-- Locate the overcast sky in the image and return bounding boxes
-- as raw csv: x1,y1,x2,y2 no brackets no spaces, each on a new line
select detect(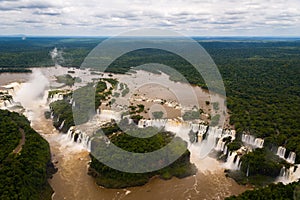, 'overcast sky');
0,0,299,36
